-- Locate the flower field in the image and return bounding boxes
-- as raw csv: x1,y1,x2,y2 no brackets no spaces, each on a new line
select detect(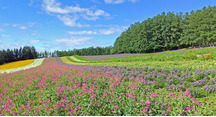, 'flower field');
0,48,216,116
0,59,35,71
65,48,216,71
